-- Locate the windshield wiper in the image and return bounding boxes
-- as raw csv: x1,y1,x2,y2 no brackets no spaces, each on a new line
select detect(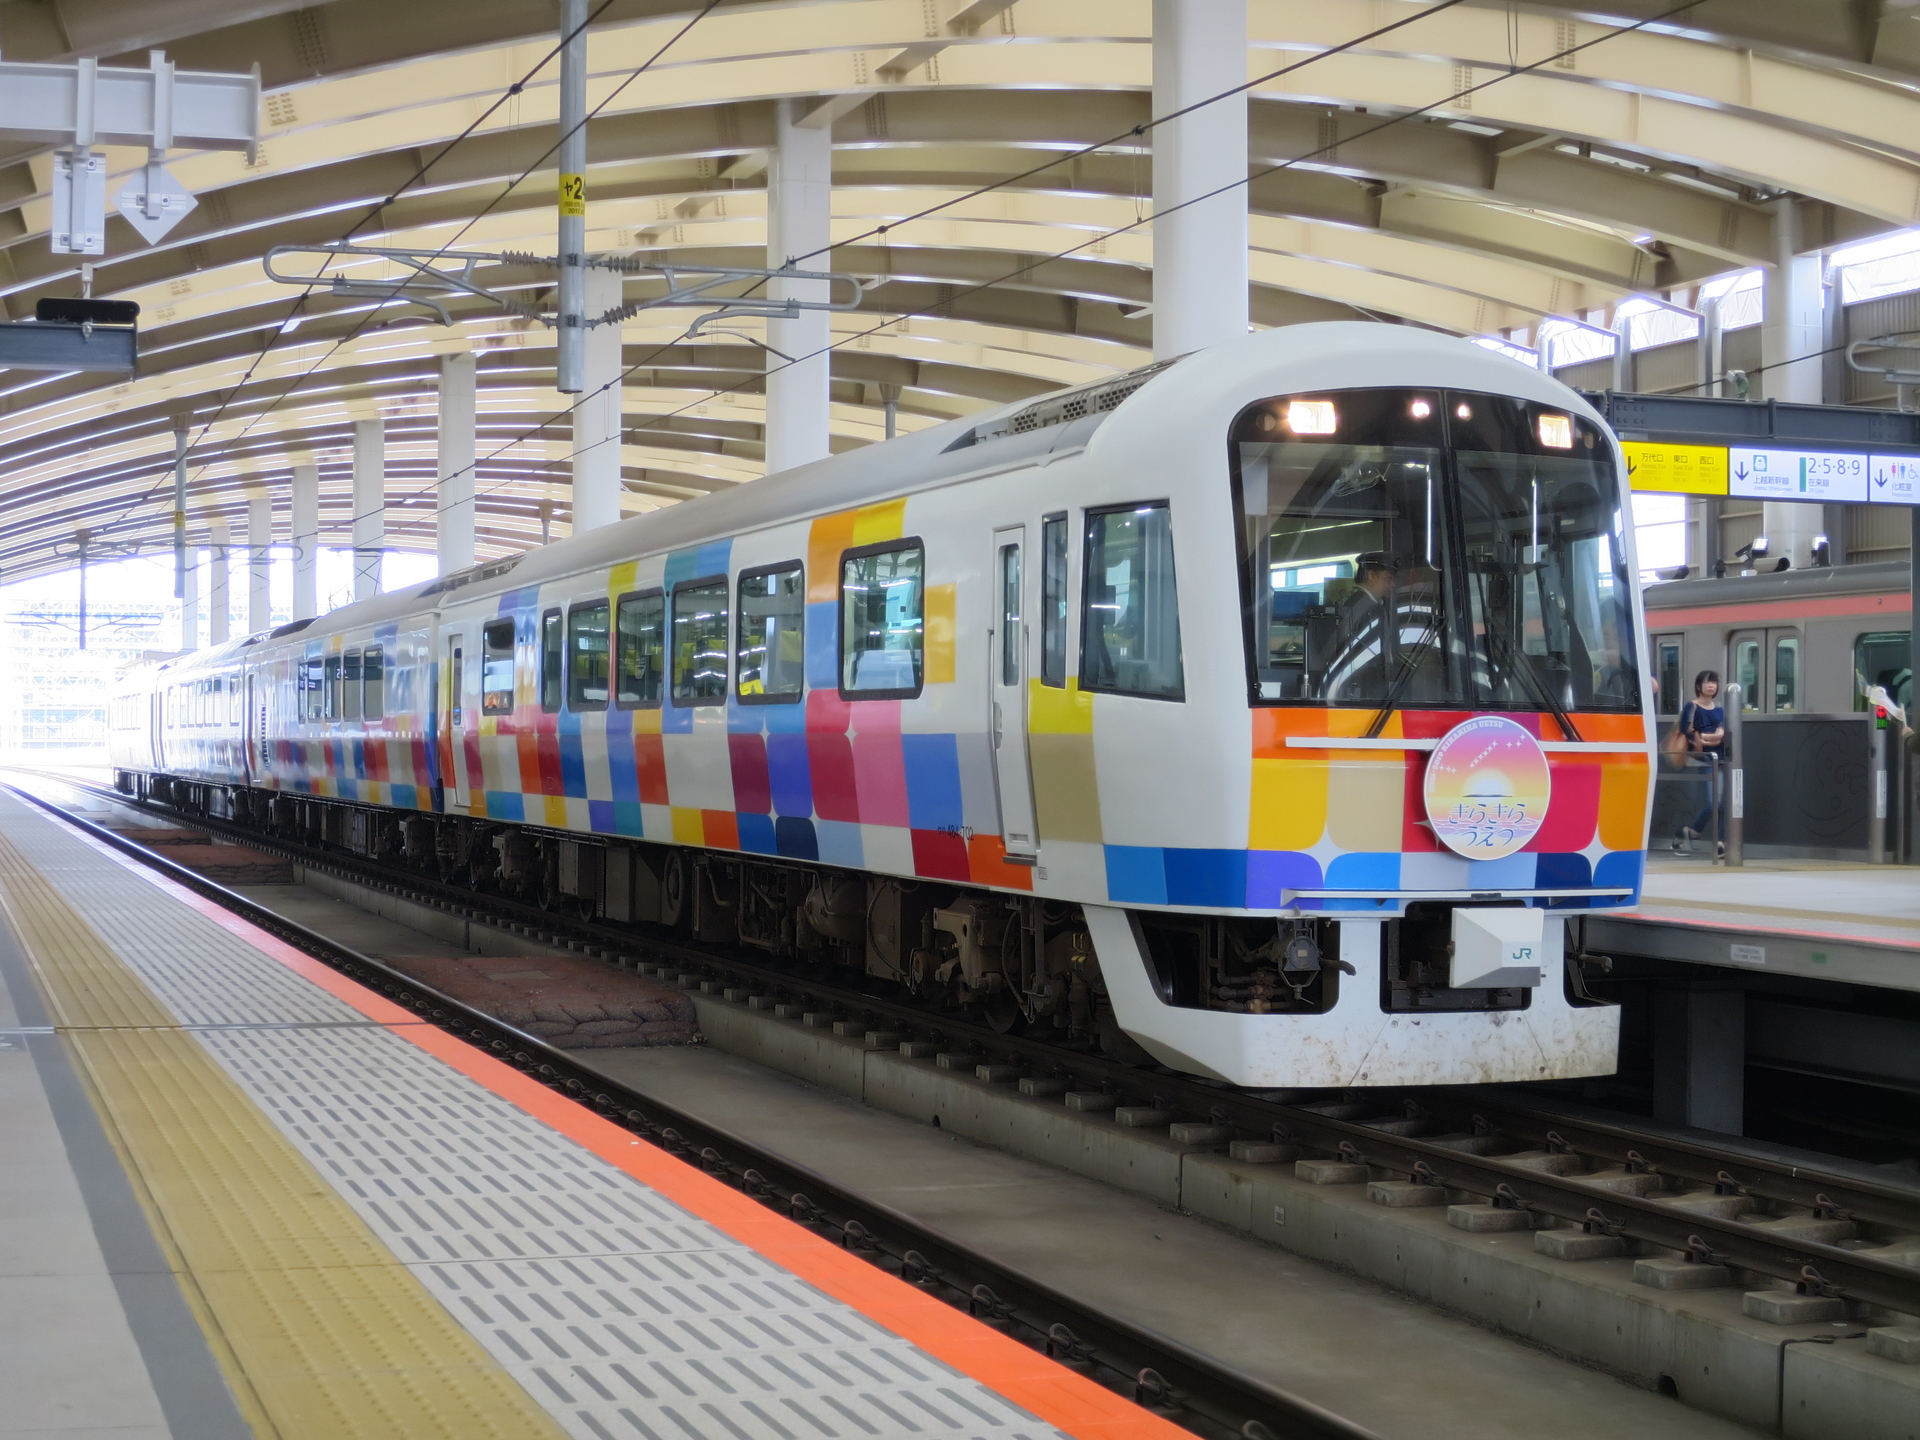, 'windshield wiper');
1479,593,1580,740
1363,616,1444,738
